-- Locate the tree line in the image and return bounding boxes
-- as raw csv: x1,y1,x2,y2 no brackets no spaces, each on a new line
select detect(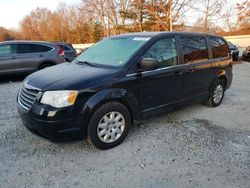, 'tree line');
0,0,249,43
